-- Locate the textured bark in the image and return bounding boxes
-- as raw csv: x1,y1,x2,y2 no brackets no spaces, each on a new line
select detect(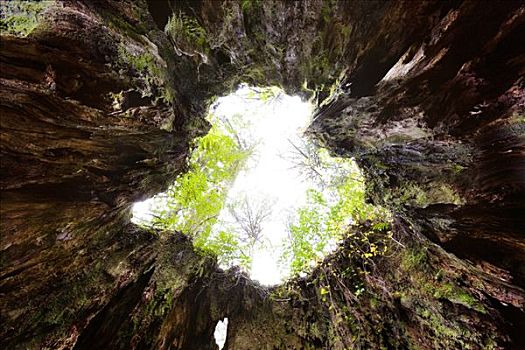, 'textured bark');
0,1,203,348
1,0,524,349
309,0,525,287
